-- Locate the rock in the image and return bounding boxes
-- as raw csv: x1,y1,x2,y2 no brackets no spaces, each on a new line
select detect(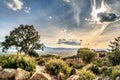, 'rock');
15,68,30,80
0,66,2,71
116,76,120,80
57,72,64,80
104,77,112,80
67,75,79,80
0,68,16,79
30,72,51,80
